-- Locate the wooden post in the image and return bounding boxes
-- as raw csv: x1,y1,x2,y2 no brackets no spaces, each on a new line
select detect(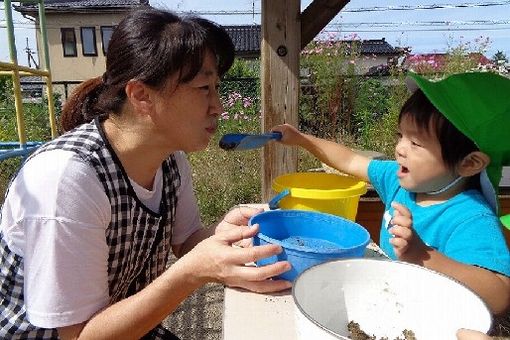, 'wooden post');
301,0,350,49
261,0,300,202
